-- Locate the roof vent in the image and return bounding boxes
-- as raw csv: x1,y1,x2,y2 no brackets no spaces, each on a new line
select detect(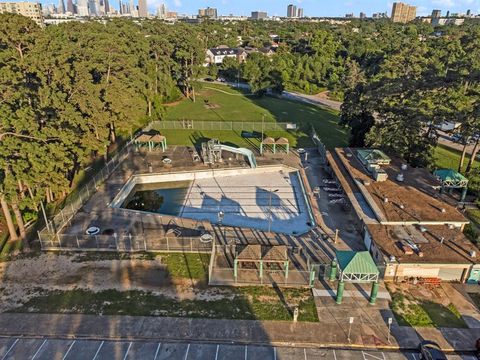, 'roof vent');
384,197,389,203
448,224,455,230
396,173,404,182
470,250,476,258
420,226,427,233
401,164,408,171
389,255,396,262
441,208,446,213
399,204,405,209
363,179,371,186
